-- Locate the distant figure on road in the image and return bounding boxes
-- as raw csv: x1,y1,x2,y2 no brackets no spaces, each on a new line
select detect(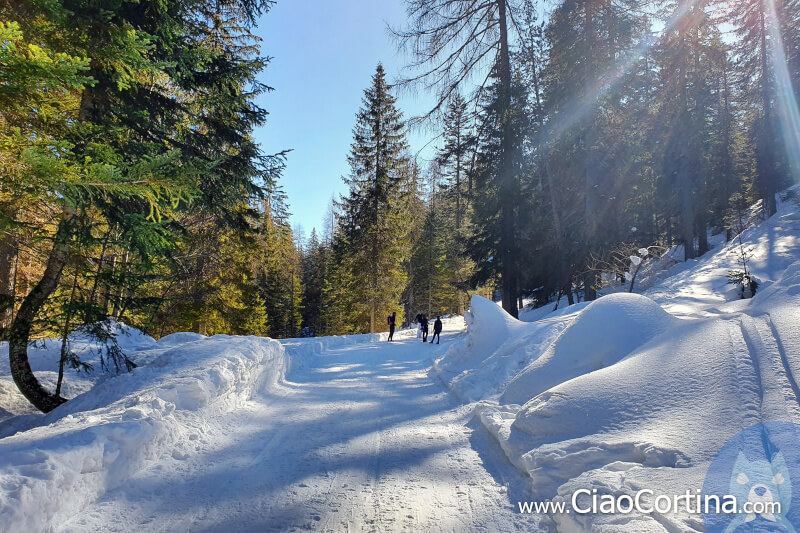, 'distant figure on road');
430,316,442,344
415,312,424,338
387,312,396,342
420,314,429,342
